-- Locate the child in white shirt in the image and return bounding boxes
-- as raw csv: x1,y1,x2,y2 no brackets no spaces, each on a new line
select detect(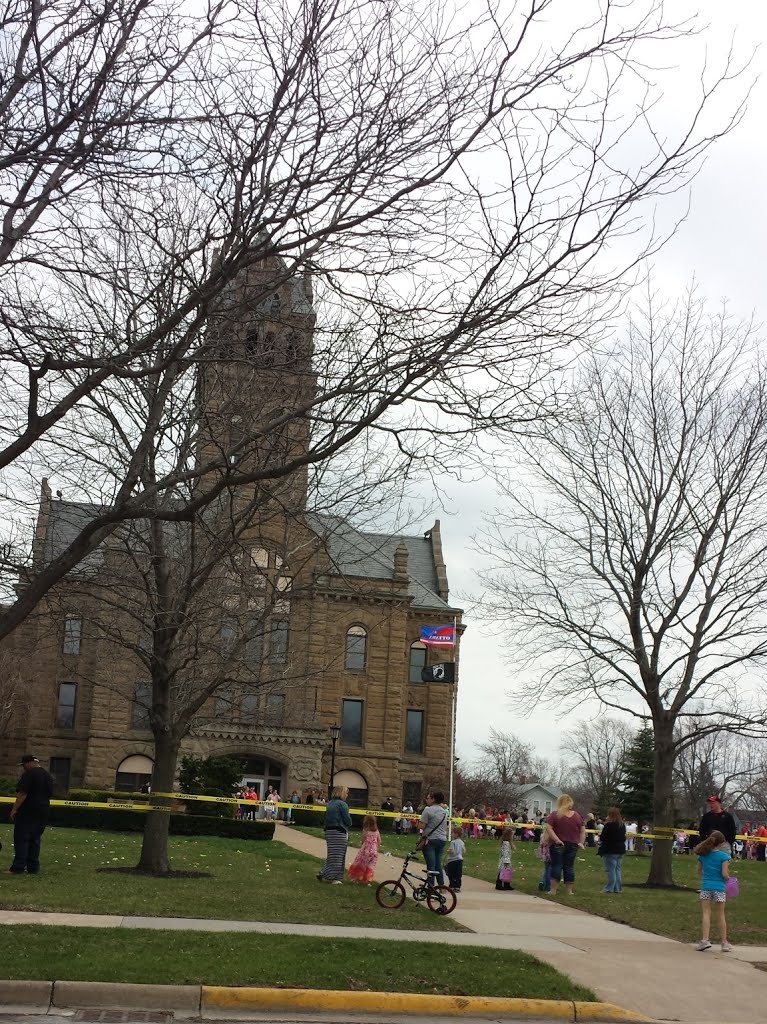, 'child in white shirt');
445,825,466,891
